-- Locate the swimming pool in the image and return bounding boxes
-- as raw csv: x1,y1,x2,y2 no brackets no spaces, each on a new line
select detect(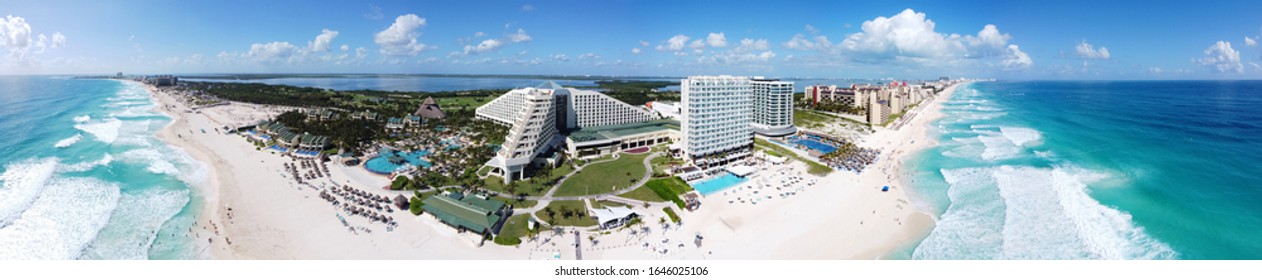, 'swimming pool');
364,148,432,174
691,173,747,196
785,136,839,154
